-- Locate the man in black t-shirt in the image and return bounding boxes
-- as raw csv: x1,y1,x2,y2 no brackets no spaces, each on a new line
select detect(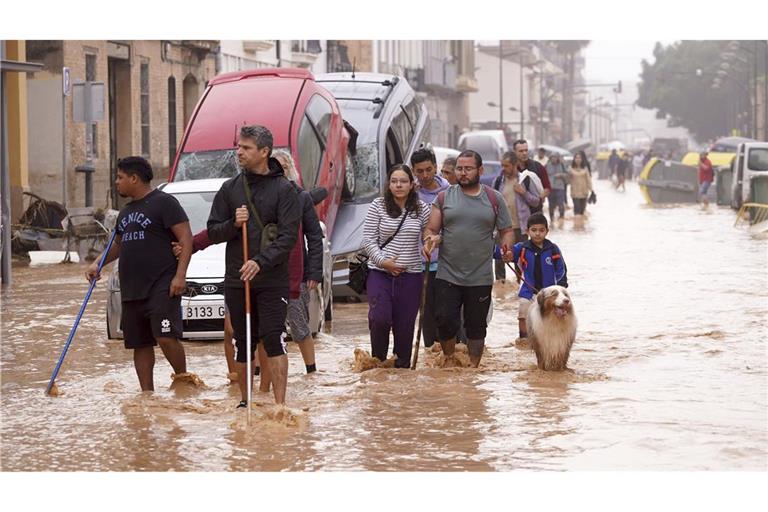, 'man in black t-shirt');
86,156,194,391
